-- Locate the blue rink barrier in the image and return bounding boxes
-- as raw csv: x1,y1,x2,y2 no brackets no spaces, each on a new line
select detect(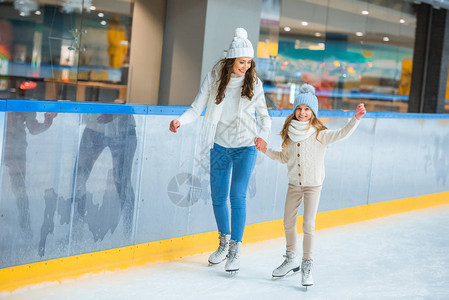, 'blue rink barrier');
0,99,449,290
3,99,449,118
